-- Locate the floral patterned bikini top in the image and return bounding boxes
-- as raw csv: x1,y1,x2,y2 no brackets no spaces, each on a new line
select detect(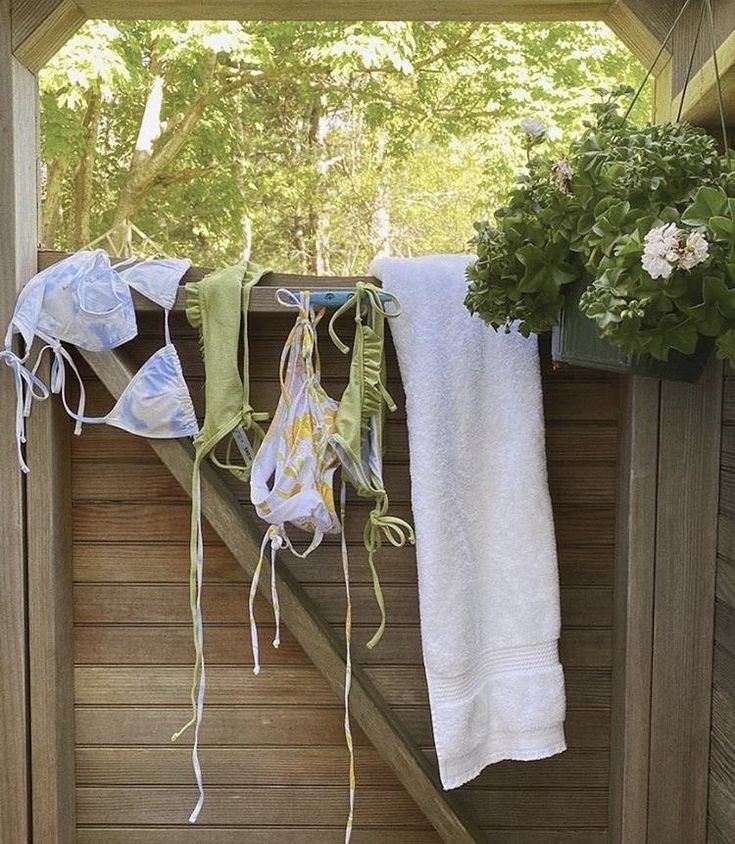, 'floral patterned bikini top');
1,250,197,471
